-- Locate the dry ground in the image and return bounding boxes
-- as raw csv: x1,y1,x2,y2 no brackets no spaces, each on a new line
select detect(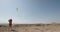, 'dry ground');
0,24,60,32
